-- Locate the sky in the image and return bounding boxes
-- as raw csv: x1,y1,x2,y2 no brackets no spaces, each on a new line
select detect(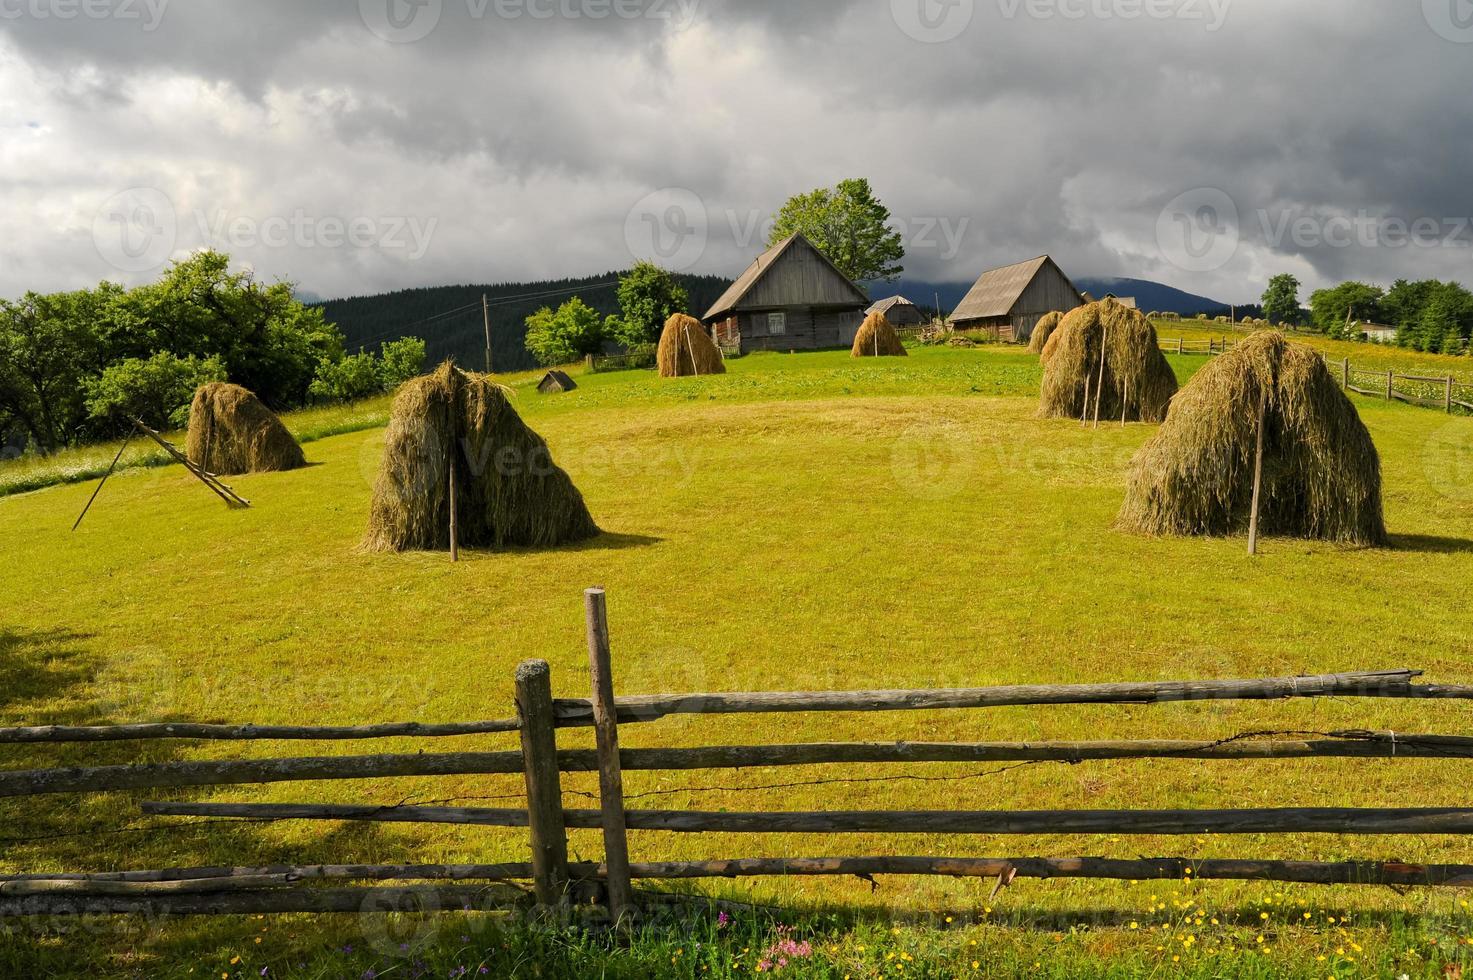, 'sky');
2,0,1472,305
